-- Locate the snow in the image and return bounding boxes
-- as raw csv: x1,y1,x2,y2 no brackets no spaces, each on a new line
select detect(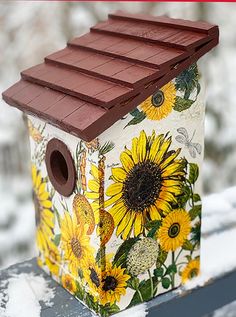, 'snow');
0,273,55,317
